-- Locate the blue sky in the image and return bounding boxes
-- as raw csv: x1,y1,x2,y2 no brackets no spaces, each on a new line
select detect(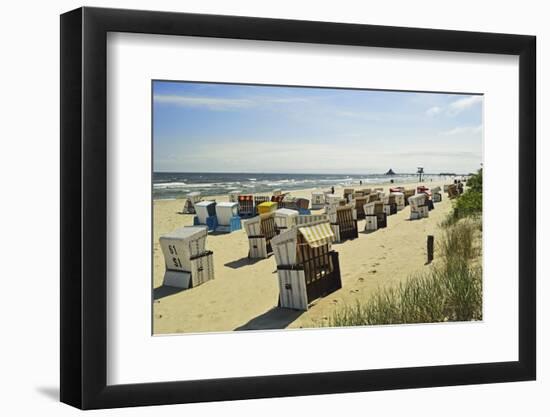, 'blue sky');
153,81,483,174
